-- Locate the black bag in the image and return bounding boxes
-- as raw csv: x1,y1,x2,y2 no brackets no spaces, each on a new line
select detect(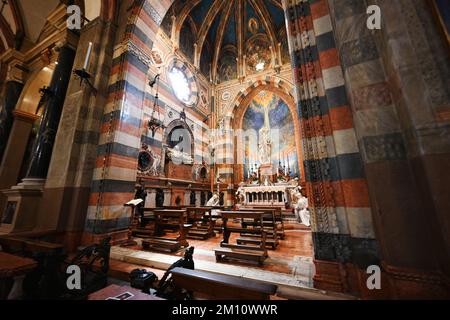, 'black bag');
130,269,158,294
